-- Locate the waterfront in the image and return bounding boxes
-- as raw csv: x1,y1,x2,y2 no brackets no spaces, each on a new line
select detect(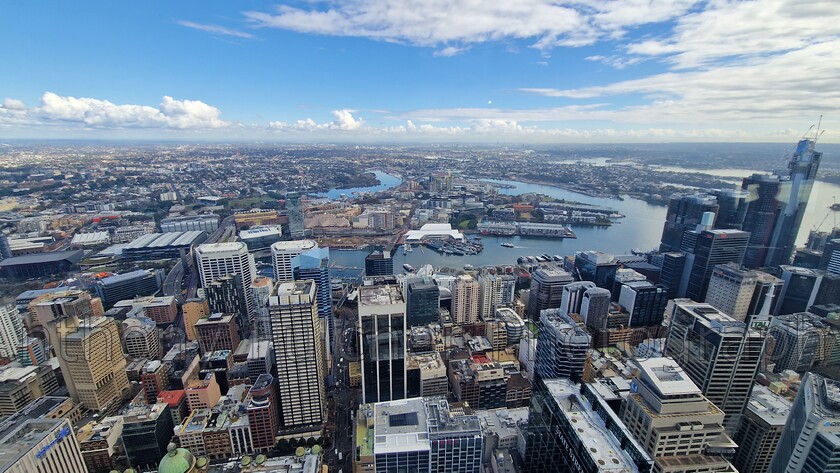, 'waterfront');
322,173,840,271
